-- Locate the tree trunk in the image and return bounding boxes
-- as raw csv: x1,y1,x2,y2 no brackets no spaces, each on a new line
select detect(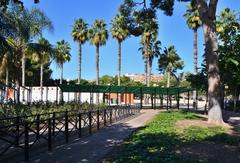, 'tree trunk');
78,43,82,103
147,58,151,87
144,56,147,86
22,53,26,102
196,0,223,124
118,40,122,86
60,63,63,103
96,44,99,104
5,67,9,101
202,22,223,124
193,29,198,107
167,71,170,88
40,63,43,102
